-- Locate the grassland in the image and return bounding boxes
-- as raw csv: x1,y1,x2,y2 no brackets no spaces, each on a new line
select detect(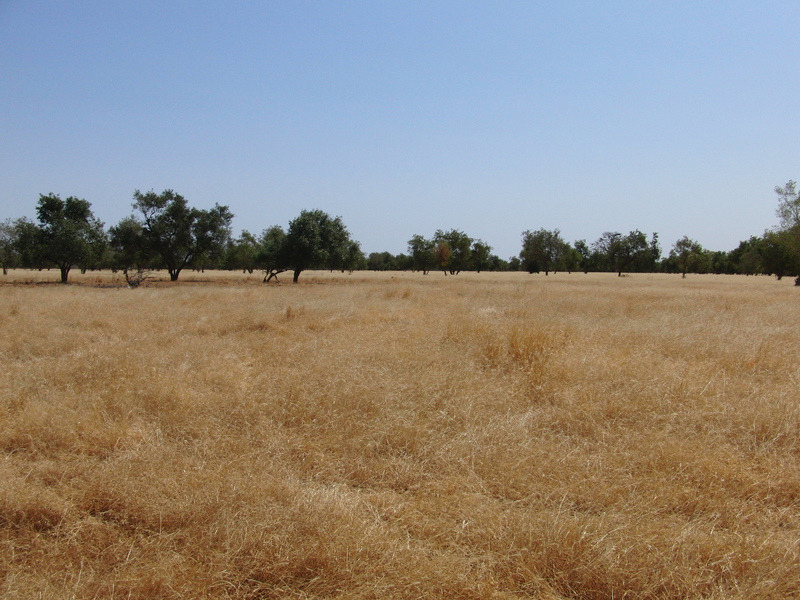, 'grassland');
1,269,799,599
